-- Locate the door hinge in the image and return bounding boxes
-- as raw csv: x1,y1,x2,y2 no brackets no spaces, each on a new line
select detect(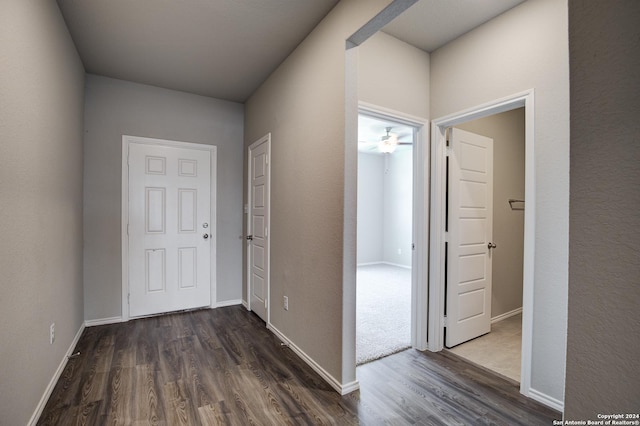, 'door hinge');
265,155,268,165
264,299,268,309
443,316,448,327
265,227,268,237
128,293,130,305
411,243,415,250
127,224,129,235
